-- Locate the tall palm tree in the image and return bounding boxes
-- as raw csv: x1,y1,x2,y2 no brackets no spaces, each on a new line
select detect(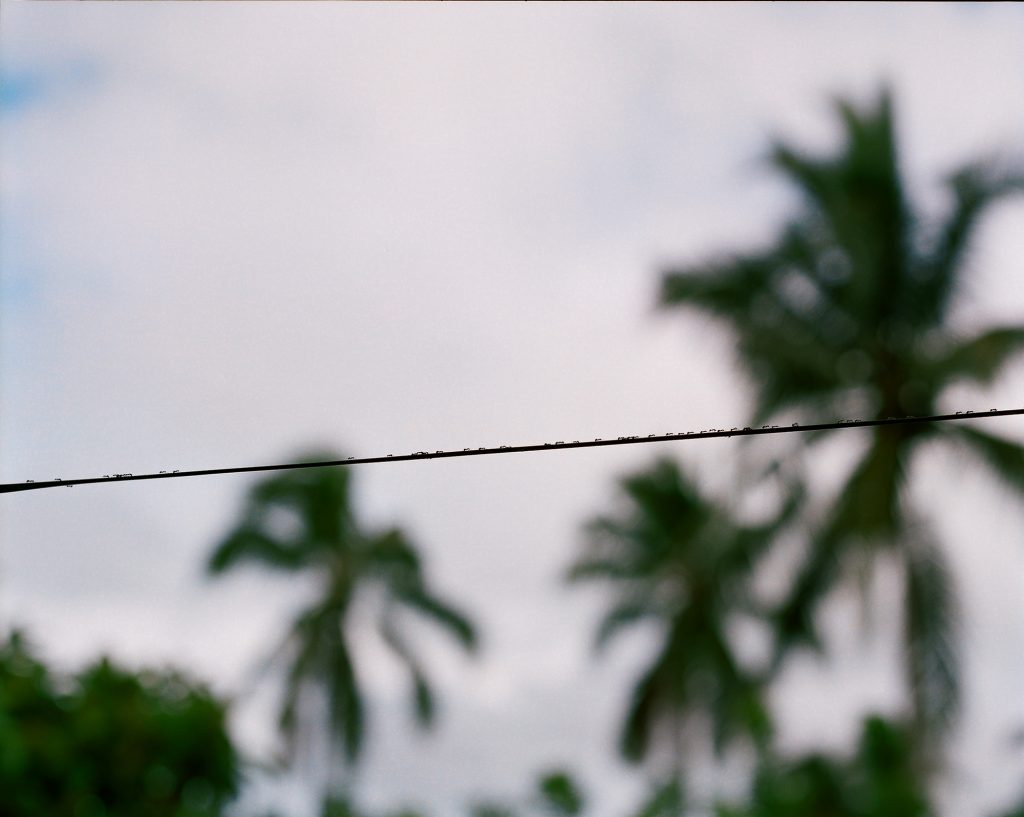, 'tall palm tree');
659,88,1024,741
567,459,799,787
207,449,477,797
